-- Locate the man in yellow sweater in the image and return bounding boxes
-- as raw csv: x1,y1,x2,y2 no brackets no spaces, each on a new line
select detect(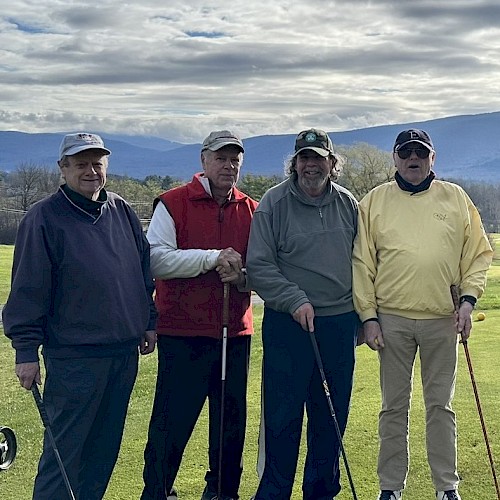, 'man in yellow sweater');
353,129,493,500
